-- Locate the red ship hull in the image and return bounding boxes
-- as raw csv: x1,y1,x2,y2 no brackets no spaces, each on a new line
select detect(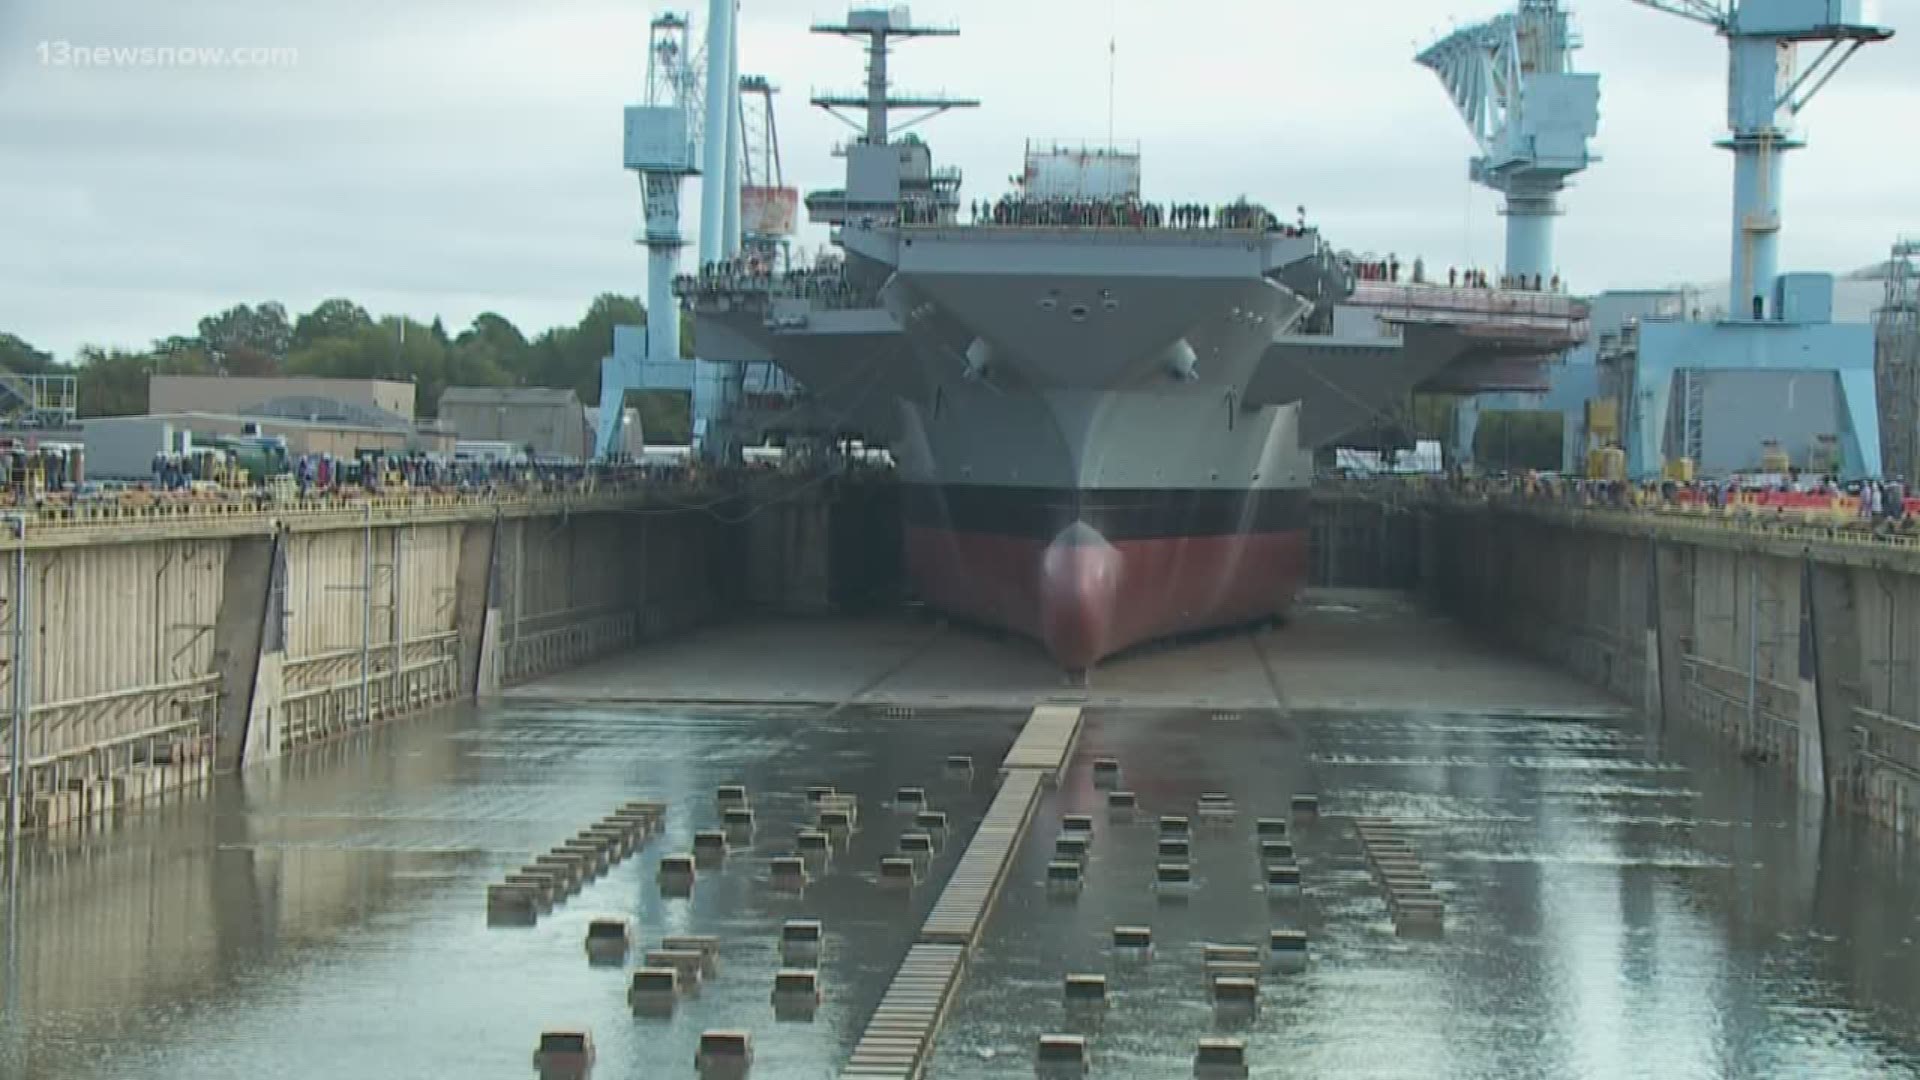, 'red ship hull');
903,486,1309,669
